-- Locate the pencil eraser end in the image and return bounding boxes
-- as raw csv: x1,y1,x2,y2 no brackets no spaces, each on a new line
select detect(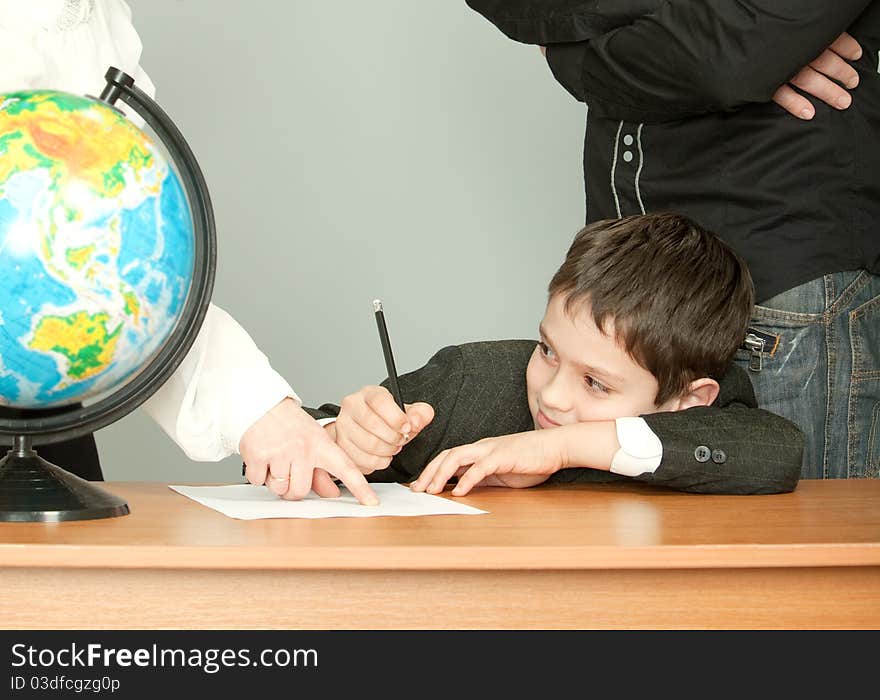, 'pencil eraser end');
372,299,383,312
